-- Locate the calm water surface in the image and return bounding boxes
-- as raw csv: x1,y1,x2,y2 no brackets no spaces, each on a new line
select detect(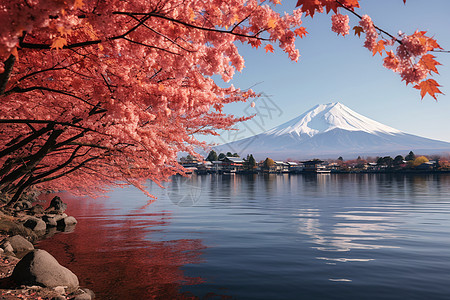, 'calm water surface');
38,174,450,299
